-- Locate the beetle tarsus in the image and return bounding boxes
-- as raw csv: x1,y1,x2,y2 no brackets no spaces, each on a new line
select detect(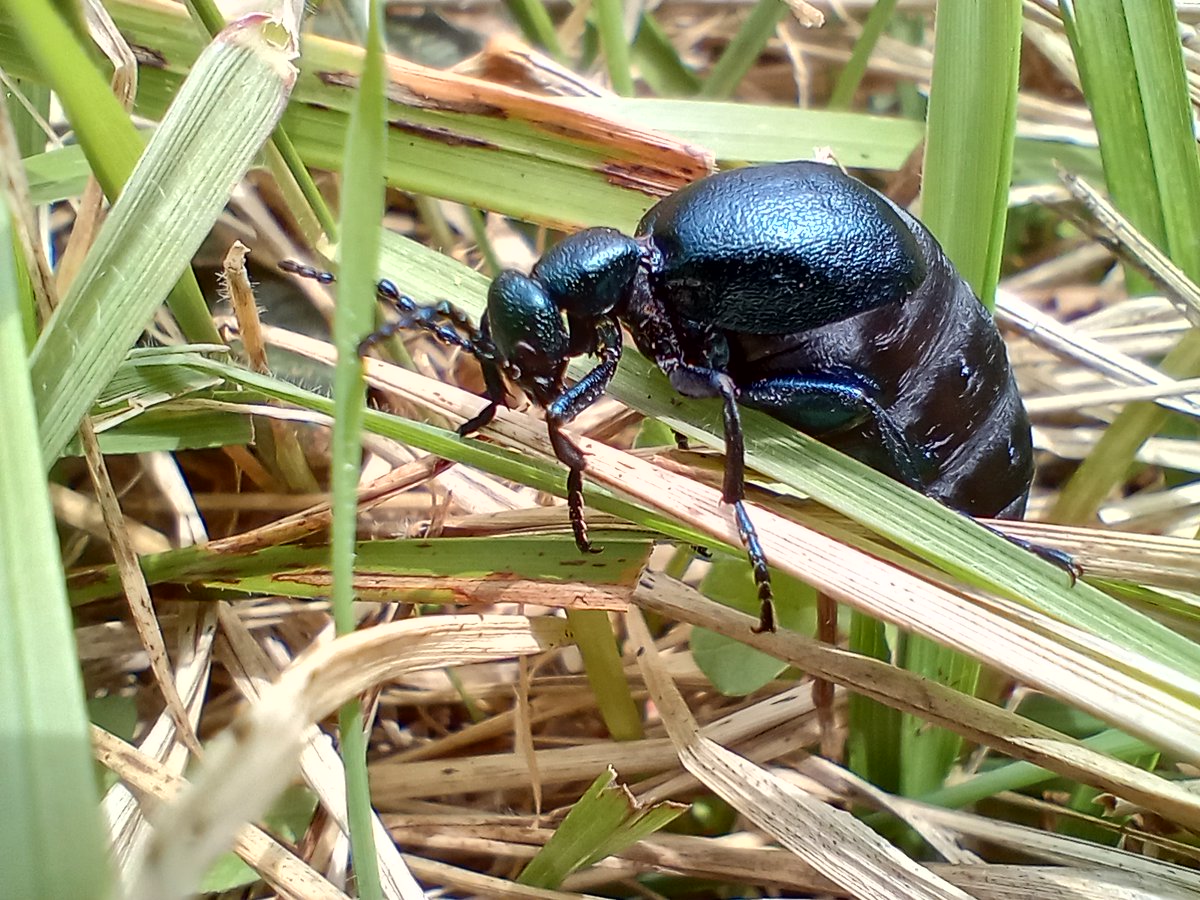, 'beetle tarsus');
734,500,776,633
566,466,599,553
751,586,776,634
978,520,1081,584
459,402,499,438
